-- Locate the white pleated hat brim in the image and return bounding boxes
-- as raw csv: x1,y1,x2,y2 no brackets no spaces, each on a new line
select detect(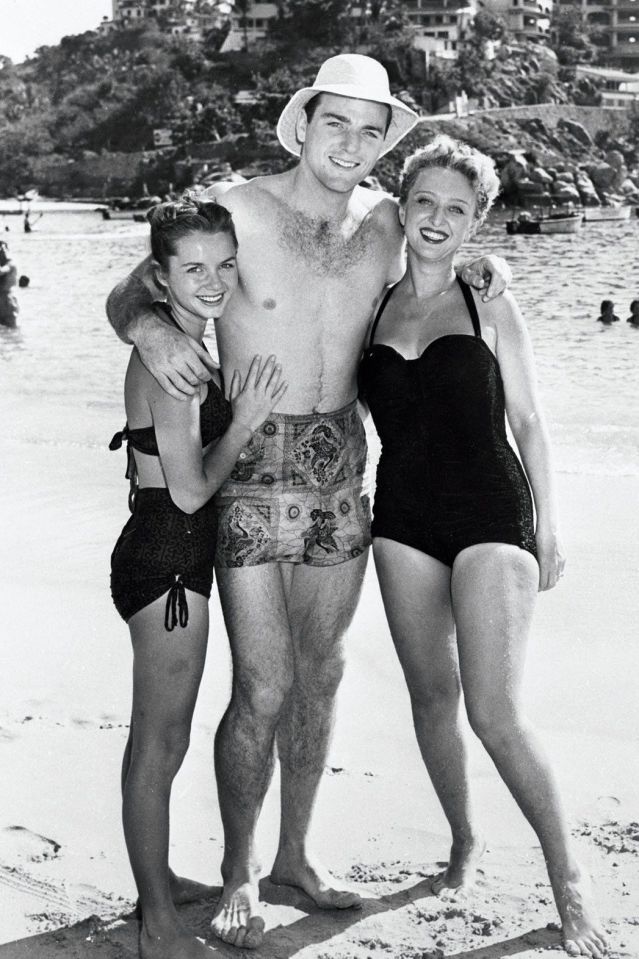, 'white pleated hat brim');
276,56,419,159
